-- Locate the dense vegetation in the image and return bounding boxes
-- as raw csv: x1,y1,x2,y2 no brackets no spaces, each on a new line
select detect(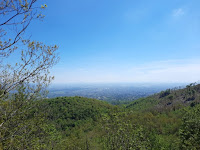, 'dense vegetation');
1,83,200,149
